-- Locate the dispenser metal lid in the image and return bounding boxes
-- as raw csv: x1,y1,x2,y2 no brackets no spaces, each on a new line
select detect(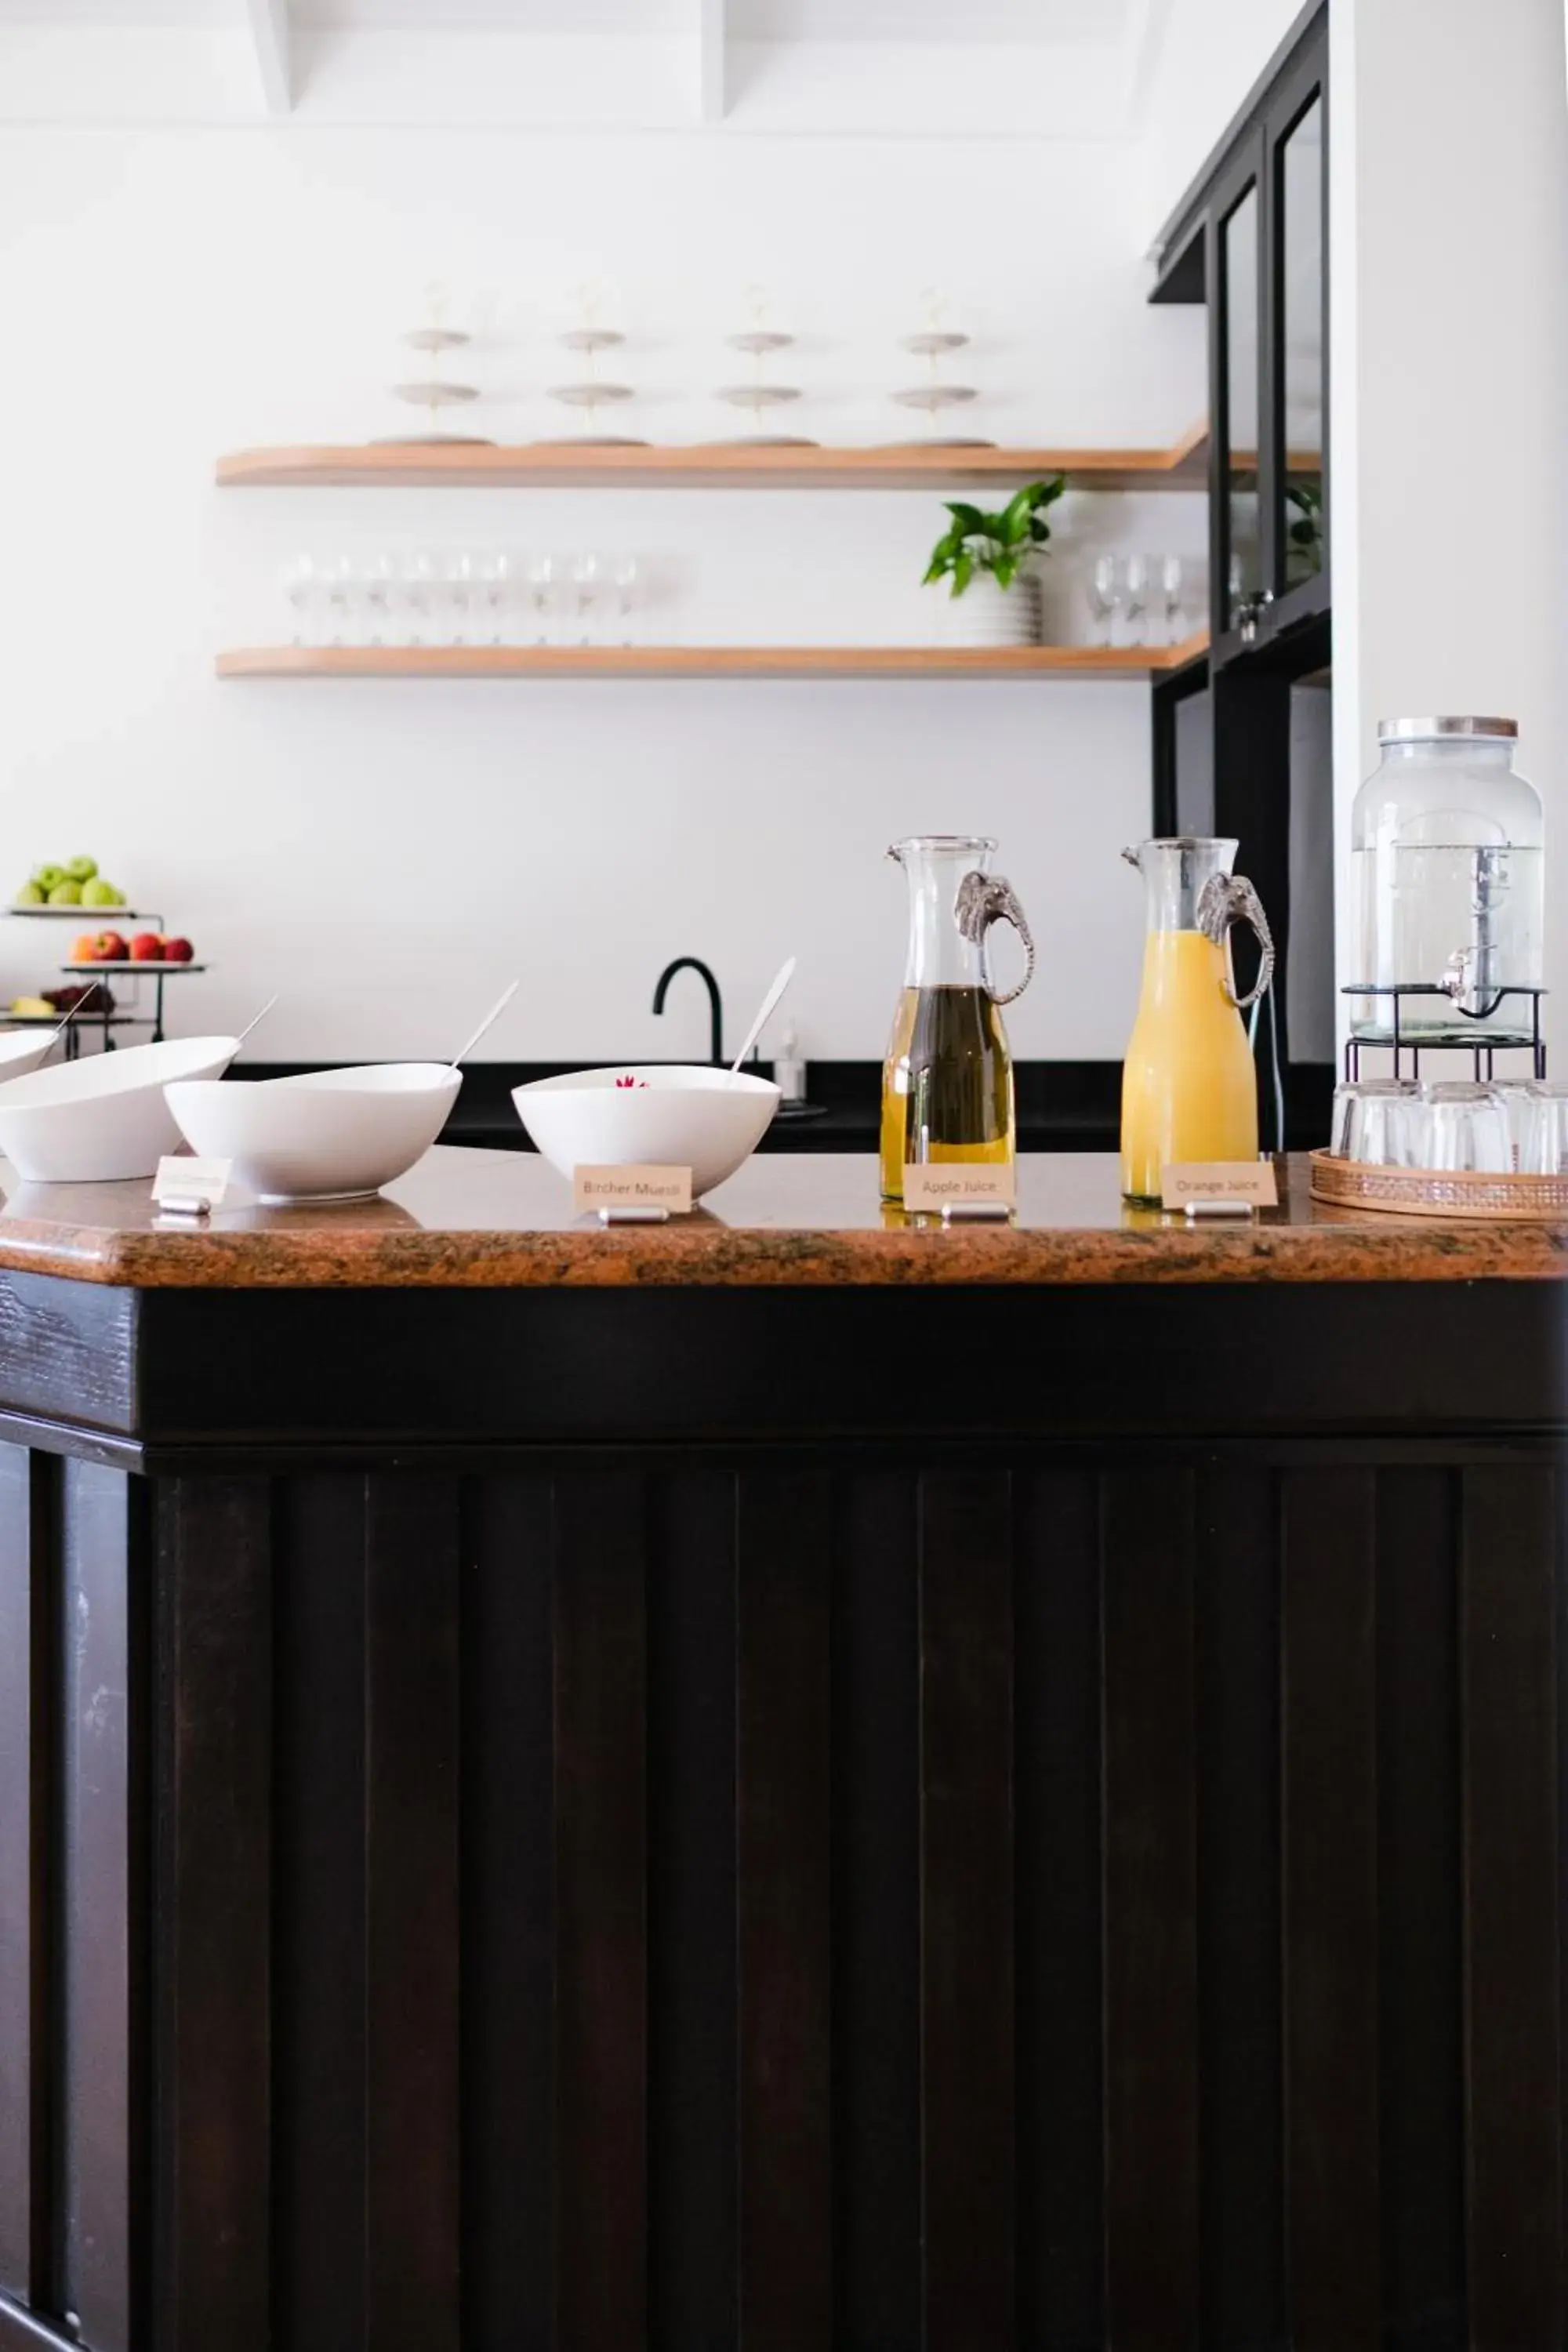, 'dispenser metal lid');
1377,715,1518,743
